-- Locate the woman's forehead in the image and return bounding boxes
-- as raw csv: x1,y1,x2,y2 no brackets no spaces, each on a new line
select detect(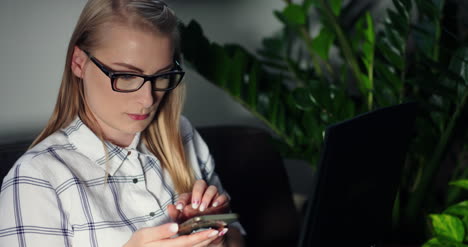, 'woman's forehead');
93,24,173,73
